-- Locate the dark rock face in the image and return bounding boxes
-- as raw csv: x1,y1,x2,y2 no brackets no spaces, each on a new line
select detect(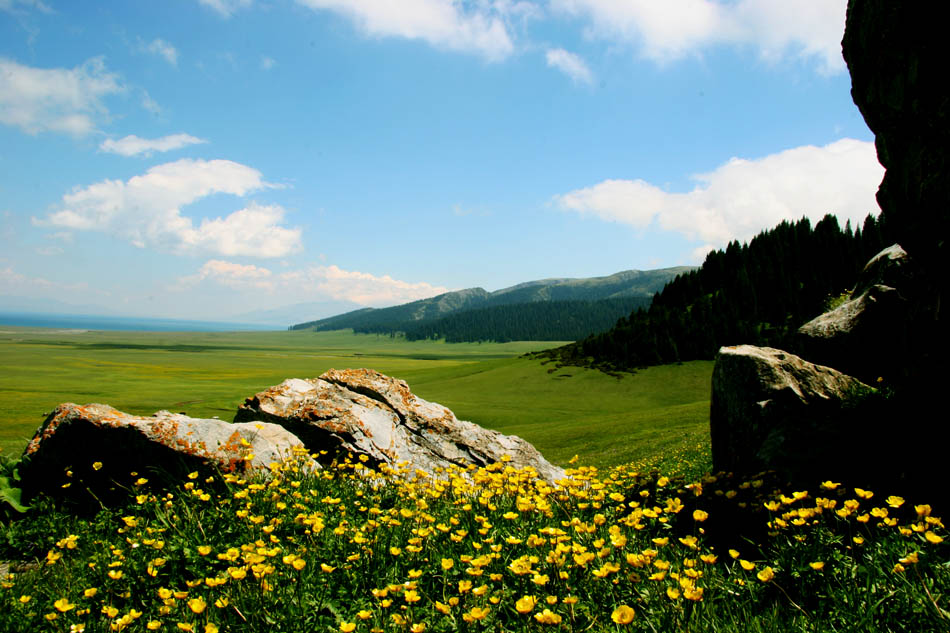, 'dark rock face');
840,0,948,503
843,2,950,261
796,244,911,384
709,3,949,498
235,368,566,483
843,0,949,393
20,403,311,506
710,346,872,480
